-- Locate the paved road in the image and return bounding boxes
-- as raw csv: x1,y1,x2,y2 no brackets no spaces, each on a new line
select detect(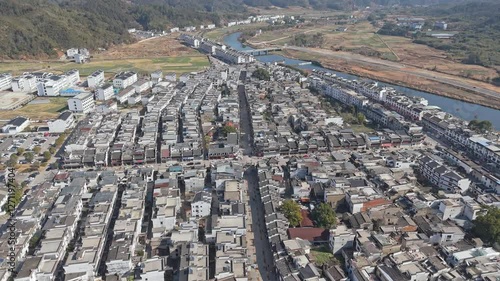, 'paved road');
238,73,254,156
285,46,500,101
245,167,278,281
